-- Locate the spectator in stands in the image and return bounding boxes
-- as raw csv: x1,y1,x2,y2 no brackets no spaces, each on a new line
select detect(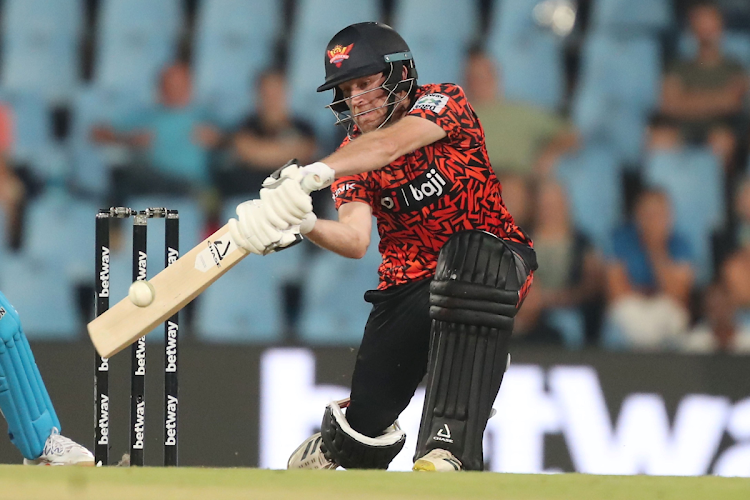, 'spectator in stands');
513,181,604,346
0,102,24,249
603,188,695,351
464,48,578,179
720,177,750,312
650,2,748,173
213,68,317,198
91,61,222,205
681,281,750,353
496,172,534,231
